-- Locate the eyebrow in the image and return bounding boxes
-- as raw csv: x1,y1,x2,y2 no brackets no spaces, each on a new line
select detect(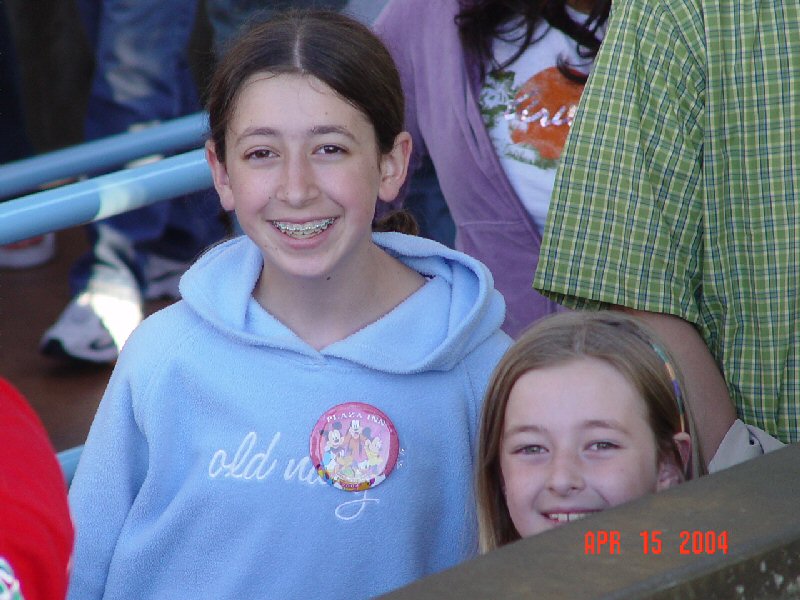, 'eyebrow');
583,419,629,433
503,420,631,437
237,125,356,141
504,424,547,437
310,125,356,140
237,126,278,139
